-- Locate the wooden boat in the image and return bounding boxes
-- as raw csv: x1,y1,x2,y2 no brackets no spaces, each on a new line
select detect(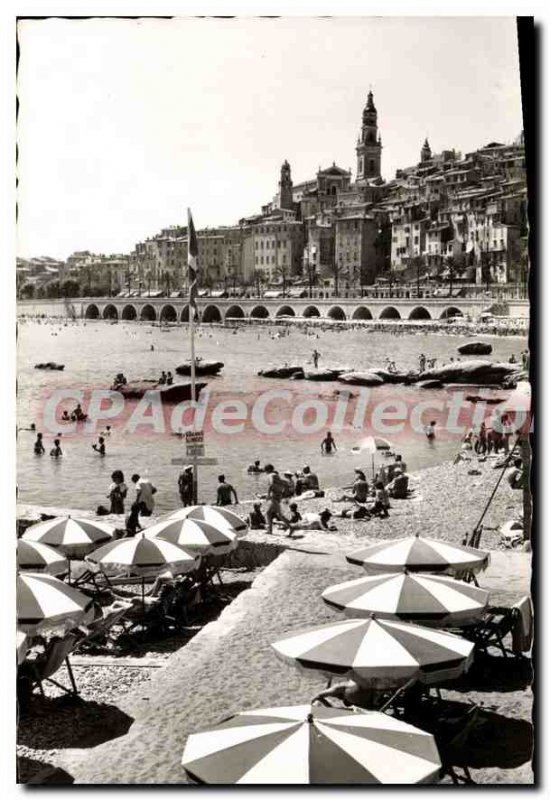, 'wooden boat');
34,362,65,371
457,341,493,356
176,360,224,377
113,381,207,403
